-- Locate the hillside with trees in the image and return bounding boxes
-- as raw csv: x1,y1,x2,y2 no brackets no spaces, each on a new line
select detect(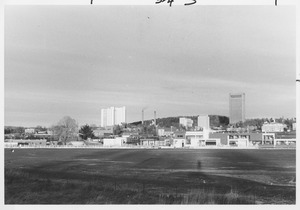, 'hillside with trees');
129,115,230,129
